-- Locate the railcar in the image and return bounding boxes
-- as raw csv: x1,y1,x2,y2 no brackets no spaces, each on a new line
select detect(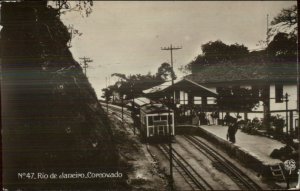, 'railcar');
139,104,175,141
